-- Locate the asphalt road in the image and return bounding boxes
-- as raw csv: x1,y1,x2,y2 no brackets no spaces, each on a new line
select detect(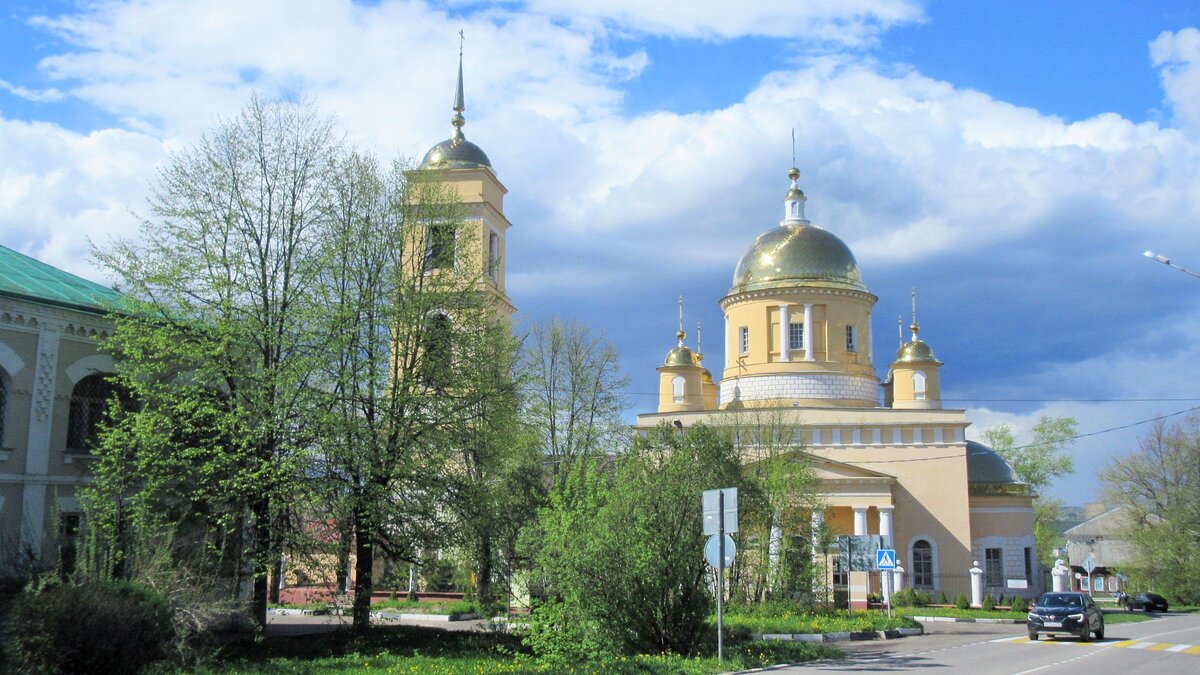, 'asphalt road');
777,611,1200,674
